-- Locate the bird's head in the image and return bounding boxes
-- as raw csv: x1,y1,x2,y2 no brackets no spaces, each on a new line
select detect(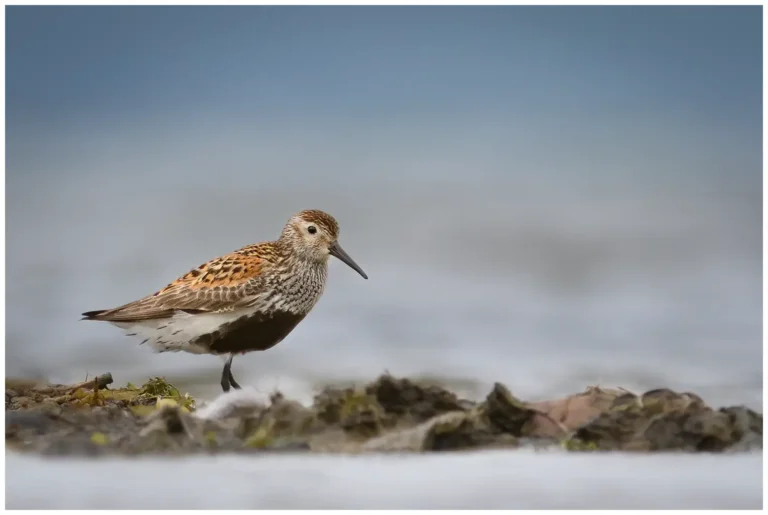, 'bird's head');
280,209,368,279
